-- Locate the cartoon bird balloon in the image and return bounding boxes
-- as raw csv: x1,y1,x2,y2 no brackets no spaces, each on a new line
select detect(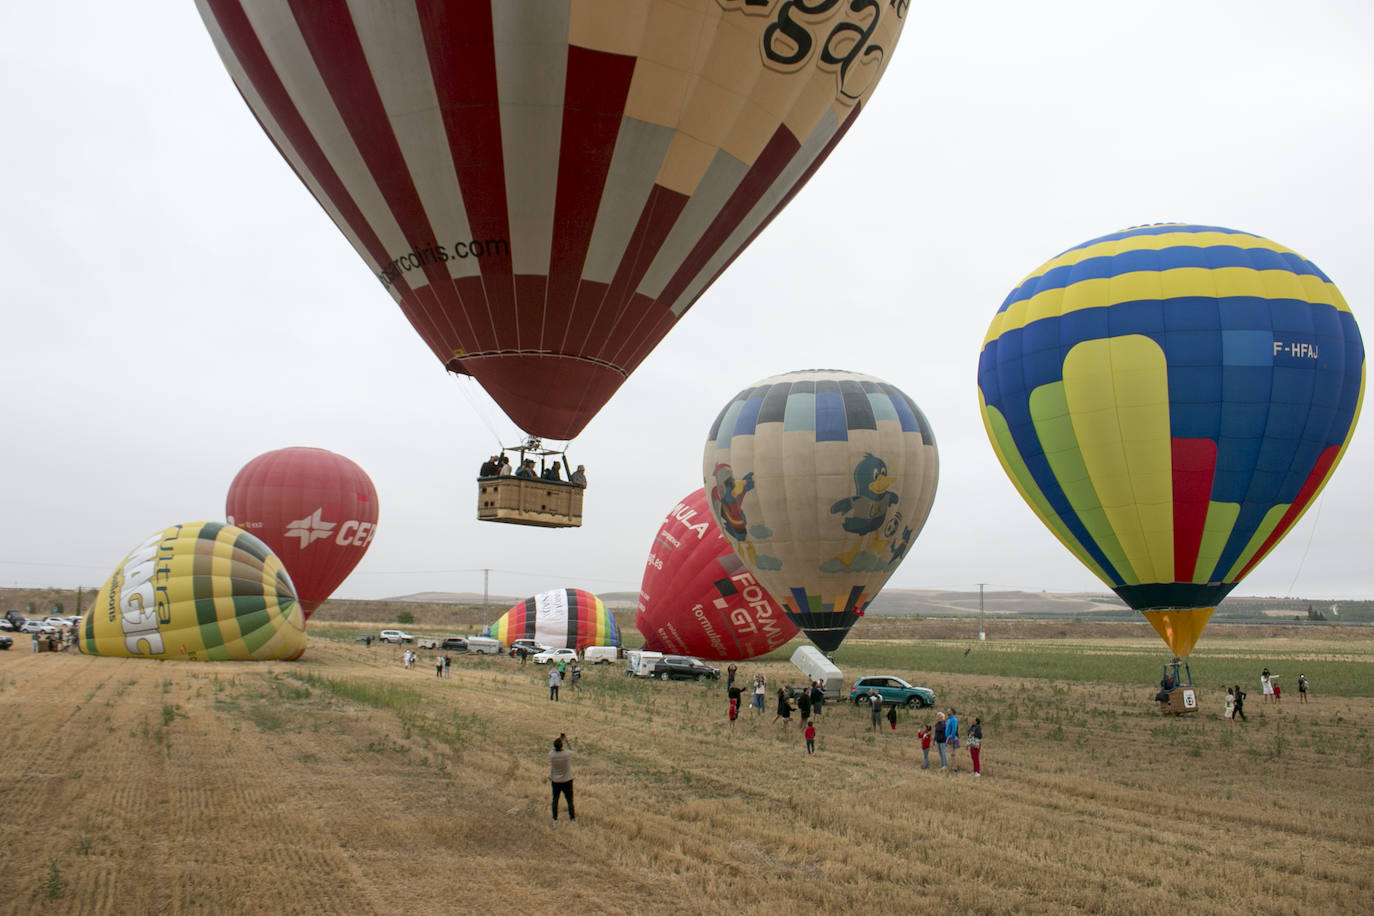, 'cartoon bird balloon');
703,370,939,652
978,224,1365,656
81,522,307,661
195,1,912,440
